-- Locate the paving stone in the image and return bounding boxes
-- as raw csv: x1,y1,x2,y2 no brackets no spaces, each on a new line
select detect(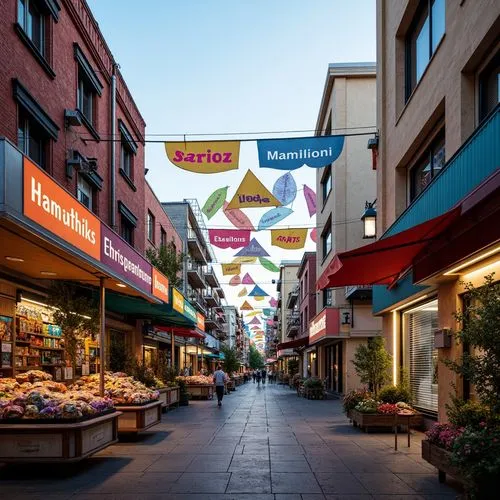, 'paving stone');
169,472,230,494
271,472,322,493
271,459,312,472
354,473,419,495
315,473,369,495
226,471,272,493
